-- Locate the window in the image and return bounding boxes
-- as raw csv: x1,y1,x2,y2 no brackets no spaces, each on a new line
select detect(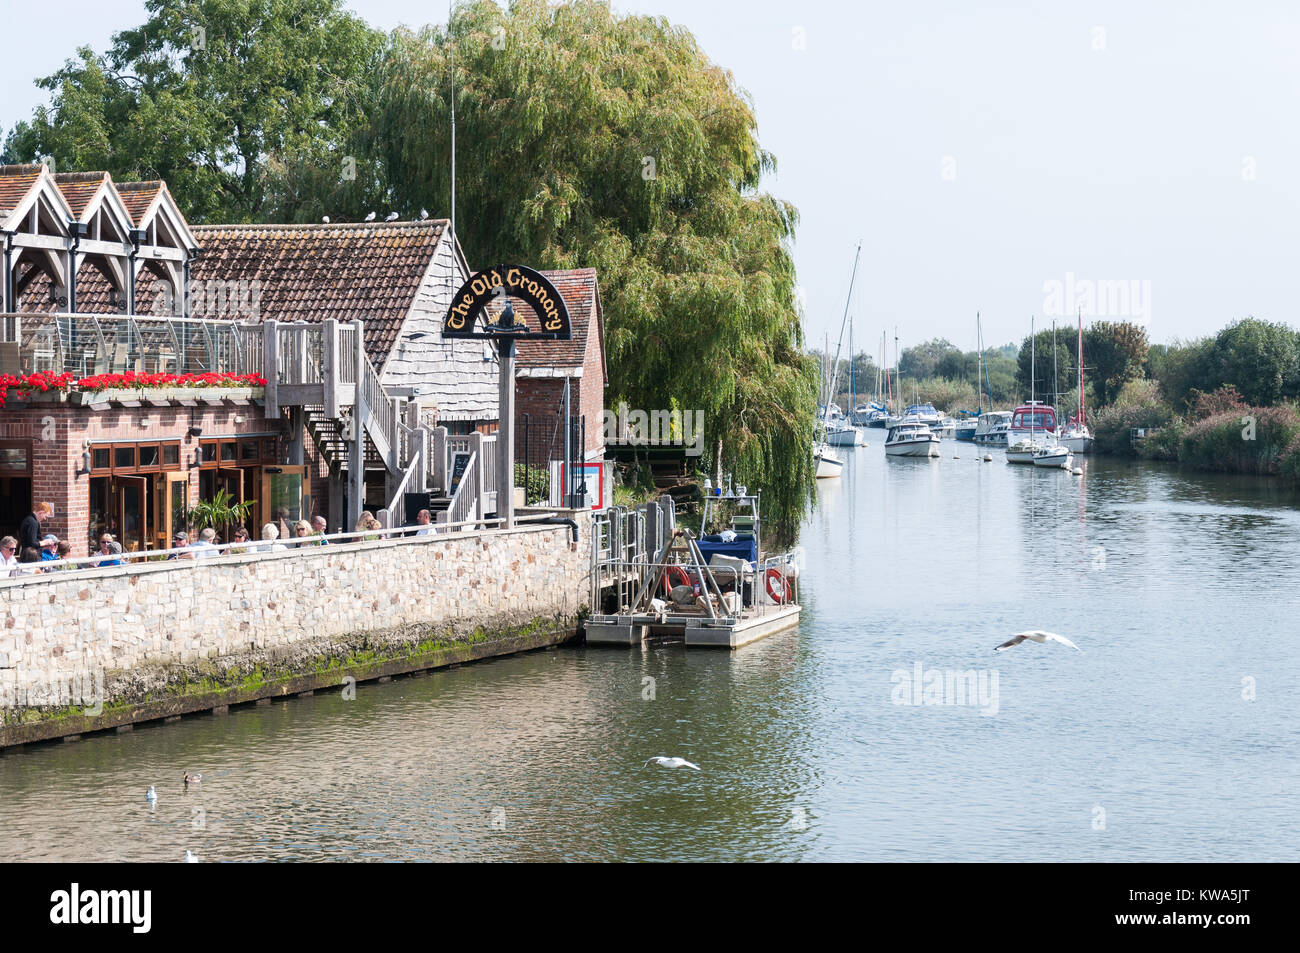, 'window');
220,442,236,462
137,444,160,470
240,440,260,461
0,442,30,474
162,444,180,467
201,443,217,464
114,446,135,470
92,447,111,471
